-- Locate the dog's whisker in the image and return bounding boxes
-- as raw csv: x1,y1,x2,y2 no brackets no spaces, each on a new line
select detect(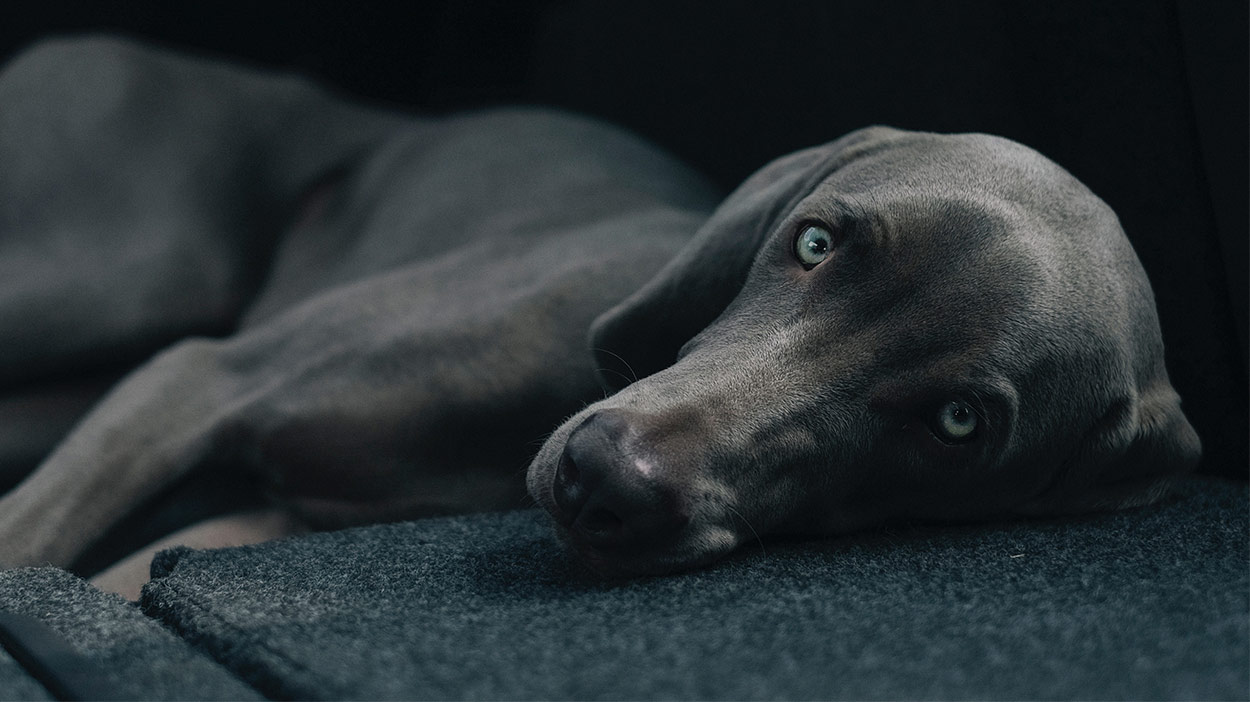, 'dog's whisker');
528,431,556,448
594,366,637,392
592,347,639,384
726,504,767,558
967,387,994,431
